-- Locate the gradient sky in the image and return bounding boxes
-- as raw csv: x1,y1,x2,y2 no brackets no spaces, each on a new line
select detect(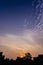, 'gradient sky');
0,0,43,59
